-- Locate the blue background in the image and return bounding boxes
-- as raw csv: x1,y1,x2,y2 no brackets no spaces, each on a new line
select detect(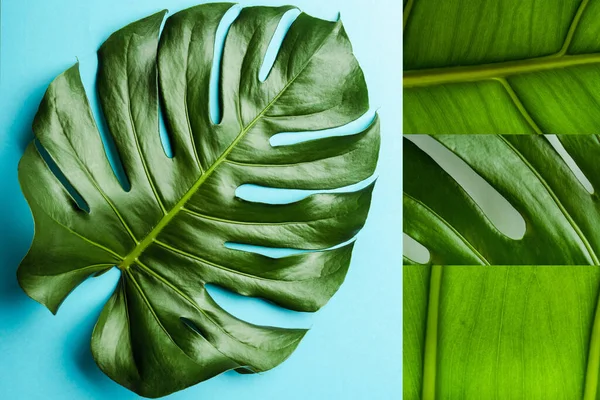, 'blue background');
0,0,402,398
